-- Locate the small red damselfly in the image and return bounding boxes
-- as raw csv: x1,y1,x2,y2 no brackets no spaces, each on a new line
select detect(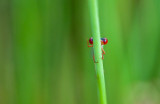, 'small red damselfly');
87,37,108,63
